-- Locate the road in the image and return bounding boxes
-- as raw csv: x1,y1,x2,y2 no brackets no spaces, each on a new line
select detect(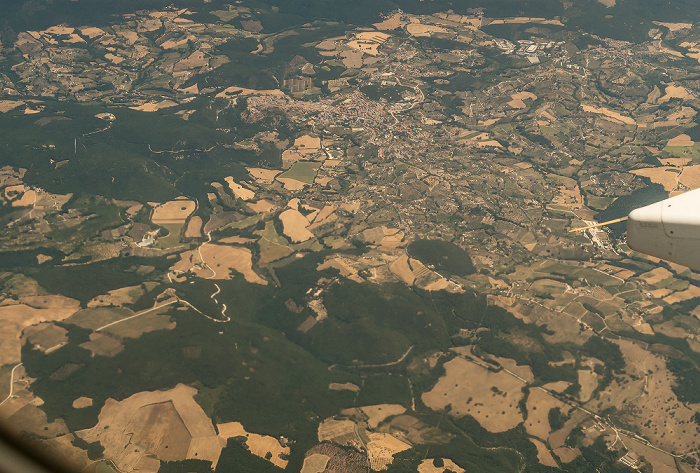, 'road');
456,348,684,460
0,363,23,406
94,299,179,332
